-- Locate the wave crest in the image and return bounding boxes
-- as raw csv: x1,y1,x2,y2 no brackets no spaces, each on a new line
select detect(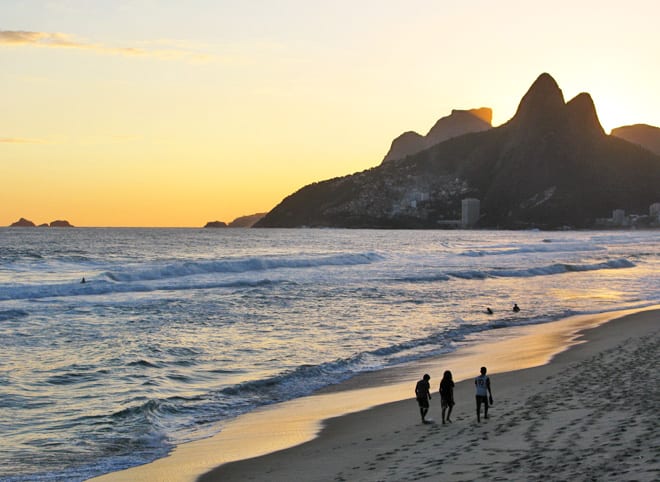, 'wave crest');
103,252,383,282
